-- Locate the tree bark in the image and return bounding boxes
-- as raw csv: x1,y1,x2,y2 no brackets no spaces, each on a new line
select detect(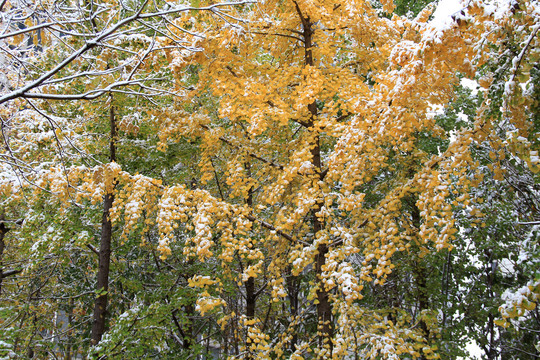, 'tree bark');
293,3,334,353
484,249,498,359
90,97,117,345
309,134,333,353
285,267,299,352
409,198,430,360
0,218,9,295
245,161,257,321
